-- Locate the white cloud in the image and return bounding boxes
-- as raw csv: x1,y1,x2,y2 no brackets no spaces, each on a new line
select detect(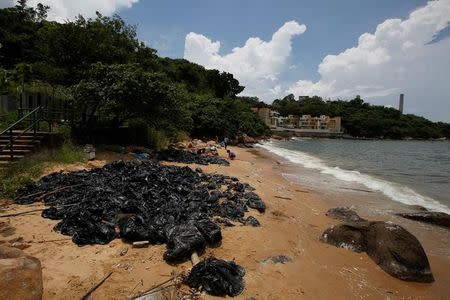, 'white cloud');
184,21,306,100
24,0,138,22
288,0,450,121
